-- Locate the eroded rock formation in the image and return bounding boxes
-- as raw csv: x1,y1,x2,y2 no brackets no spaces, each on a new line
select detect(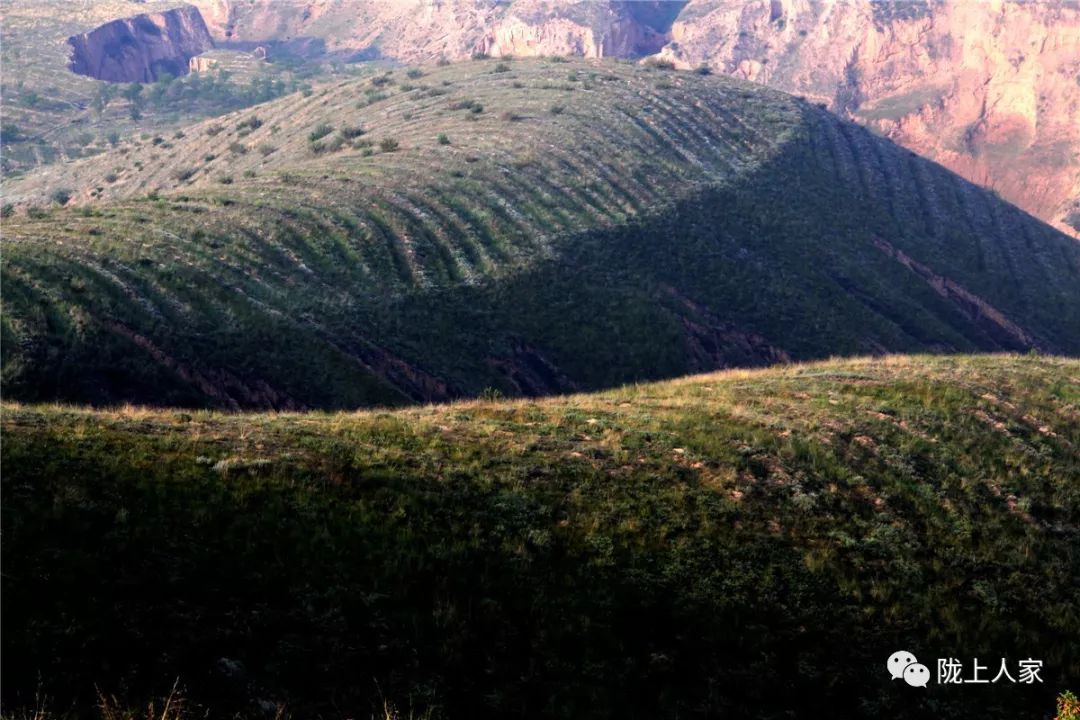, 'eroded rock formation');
67,4,214,83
